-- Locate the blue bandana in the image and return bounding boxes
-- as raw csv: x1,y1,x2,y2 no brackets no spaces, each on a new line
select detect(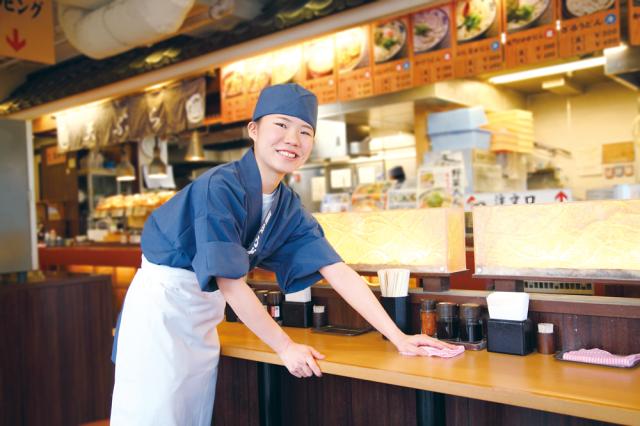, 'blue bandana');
252,83,318,131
